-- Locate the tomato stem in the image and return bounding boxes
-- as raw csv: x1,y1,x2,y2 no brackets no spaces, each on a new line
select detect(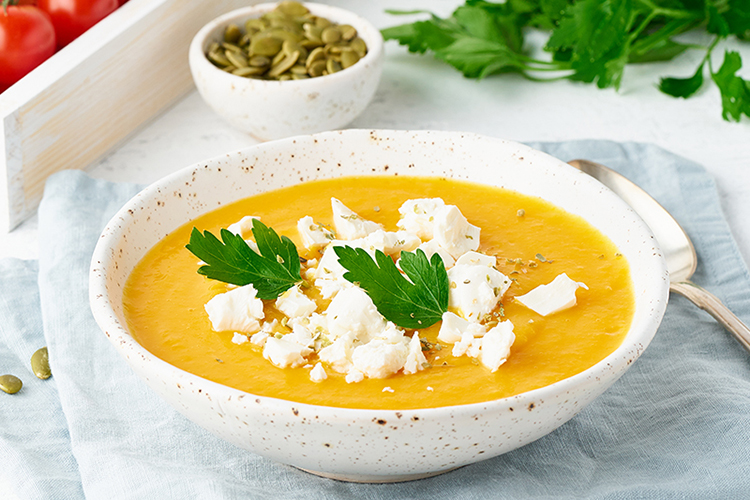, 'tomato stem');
2,0,19,15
